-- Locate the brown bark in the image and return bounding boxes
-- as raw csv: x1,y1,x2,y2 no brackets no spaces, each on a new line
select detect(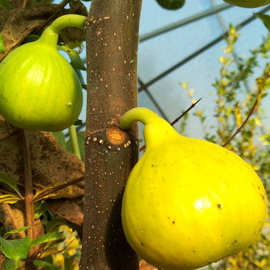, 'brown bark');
80,0,142,269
